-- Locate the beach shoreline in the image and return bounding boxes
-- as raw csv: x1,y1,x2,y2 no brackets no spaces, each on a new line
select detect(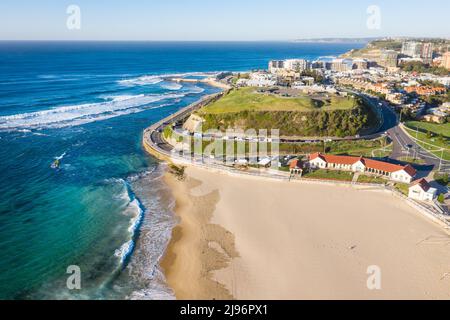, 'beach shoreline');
160,170,237,300
159,164,450,300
